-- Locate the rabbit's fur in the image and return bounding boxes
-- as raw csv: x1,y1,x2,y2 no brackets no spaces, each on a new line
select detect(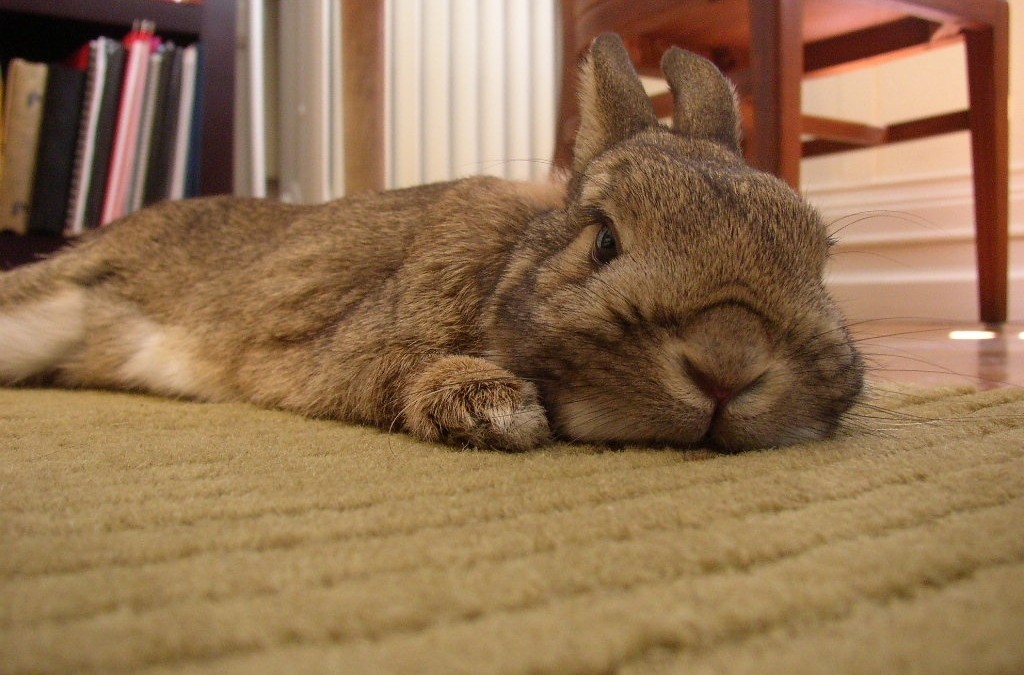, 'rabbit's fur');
0,35,864,451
